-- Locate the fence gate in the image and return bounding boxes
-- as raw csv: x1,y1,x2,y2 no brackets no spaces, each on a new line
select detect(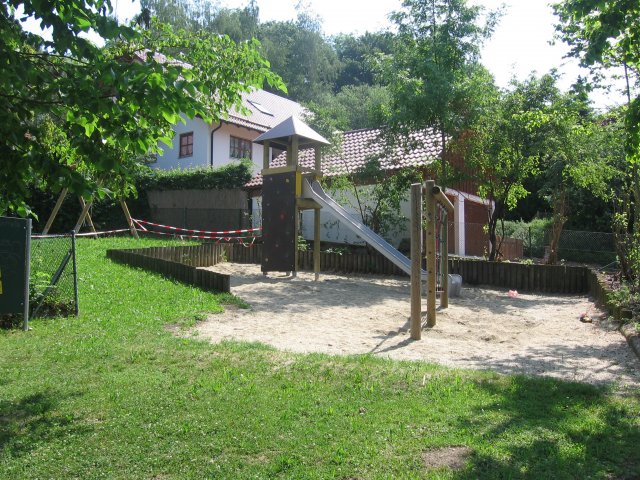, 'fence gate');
29,232,79,323
0,217,31,330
